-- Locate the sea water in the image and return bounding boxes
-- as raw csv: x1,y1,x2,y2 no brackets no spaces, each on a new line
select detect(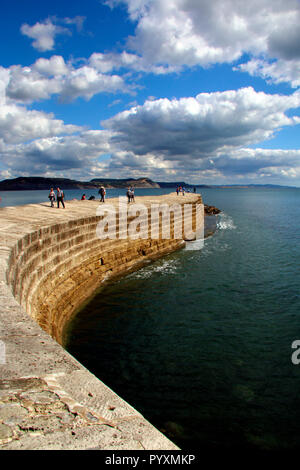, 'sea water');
65,187,300,451
6,186,300,451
